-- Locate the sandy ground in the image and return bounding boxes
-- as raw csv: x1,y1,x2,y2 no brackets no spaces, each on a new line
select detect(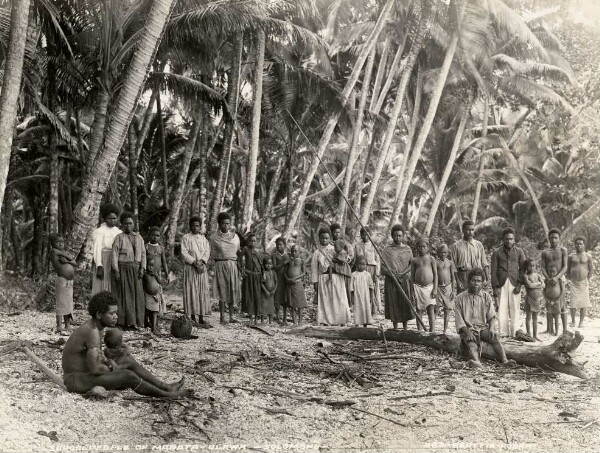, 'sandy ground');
1,293,599,453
